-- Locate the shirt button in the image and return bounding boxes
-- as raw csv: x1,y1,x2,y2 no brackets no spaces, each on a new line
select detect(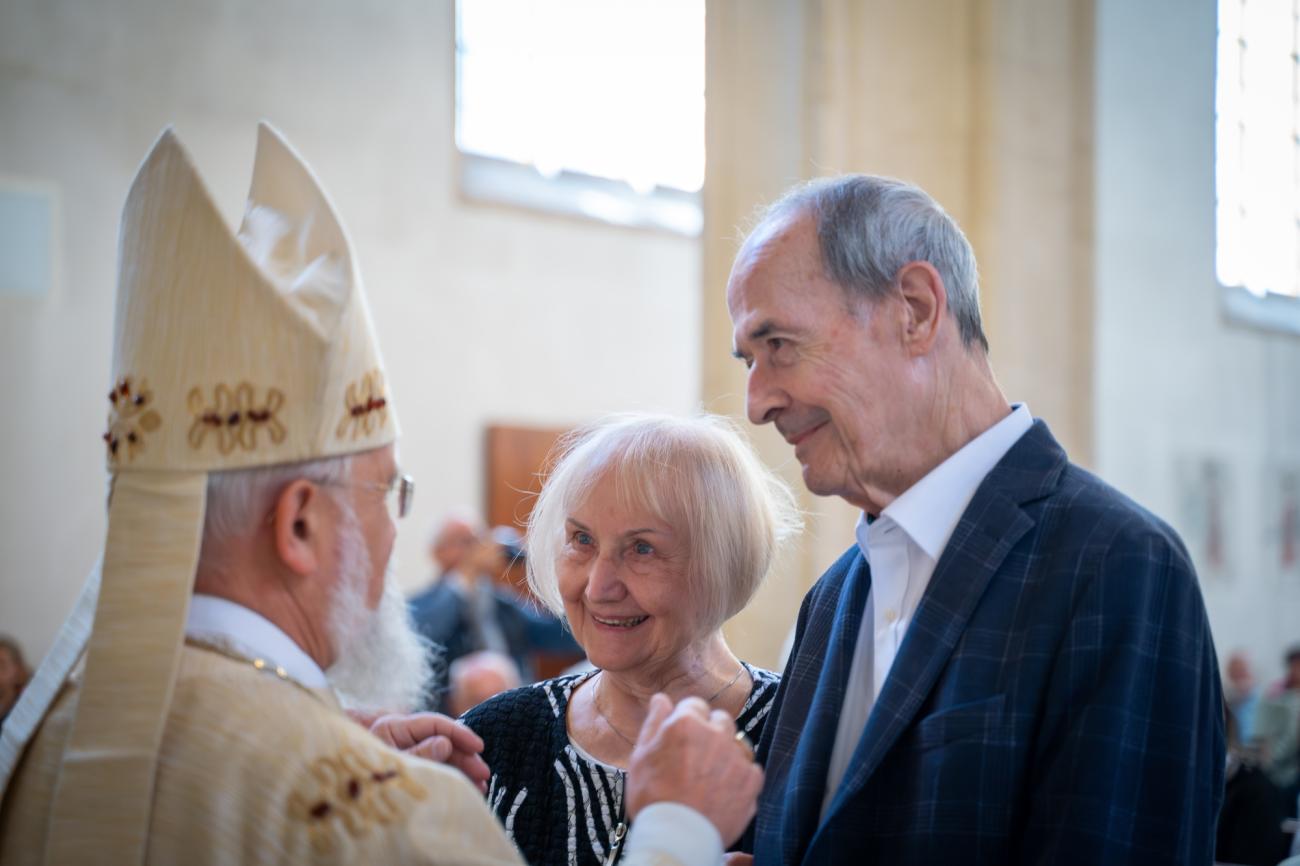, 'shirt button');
884,609,898,624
